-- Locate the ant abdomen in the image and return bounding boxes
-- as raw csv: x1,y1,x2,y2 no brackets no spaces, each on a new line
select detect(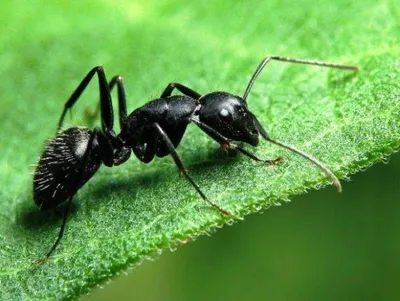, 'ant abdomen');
33,127,102,210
